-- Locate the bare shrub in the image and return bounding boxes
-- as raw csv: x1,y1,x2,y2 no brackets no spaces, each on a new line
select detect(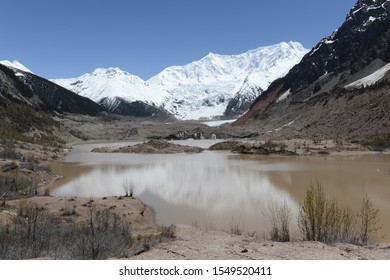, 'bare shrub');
67,206,132,259
61,201,77,216
263,200,292,242
132,226,176,256
123,178,135,197
8,203,61,259
0,171,33,199
0,204,132,259
17,199,33,217
358,194,381,245
229,218,243,235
